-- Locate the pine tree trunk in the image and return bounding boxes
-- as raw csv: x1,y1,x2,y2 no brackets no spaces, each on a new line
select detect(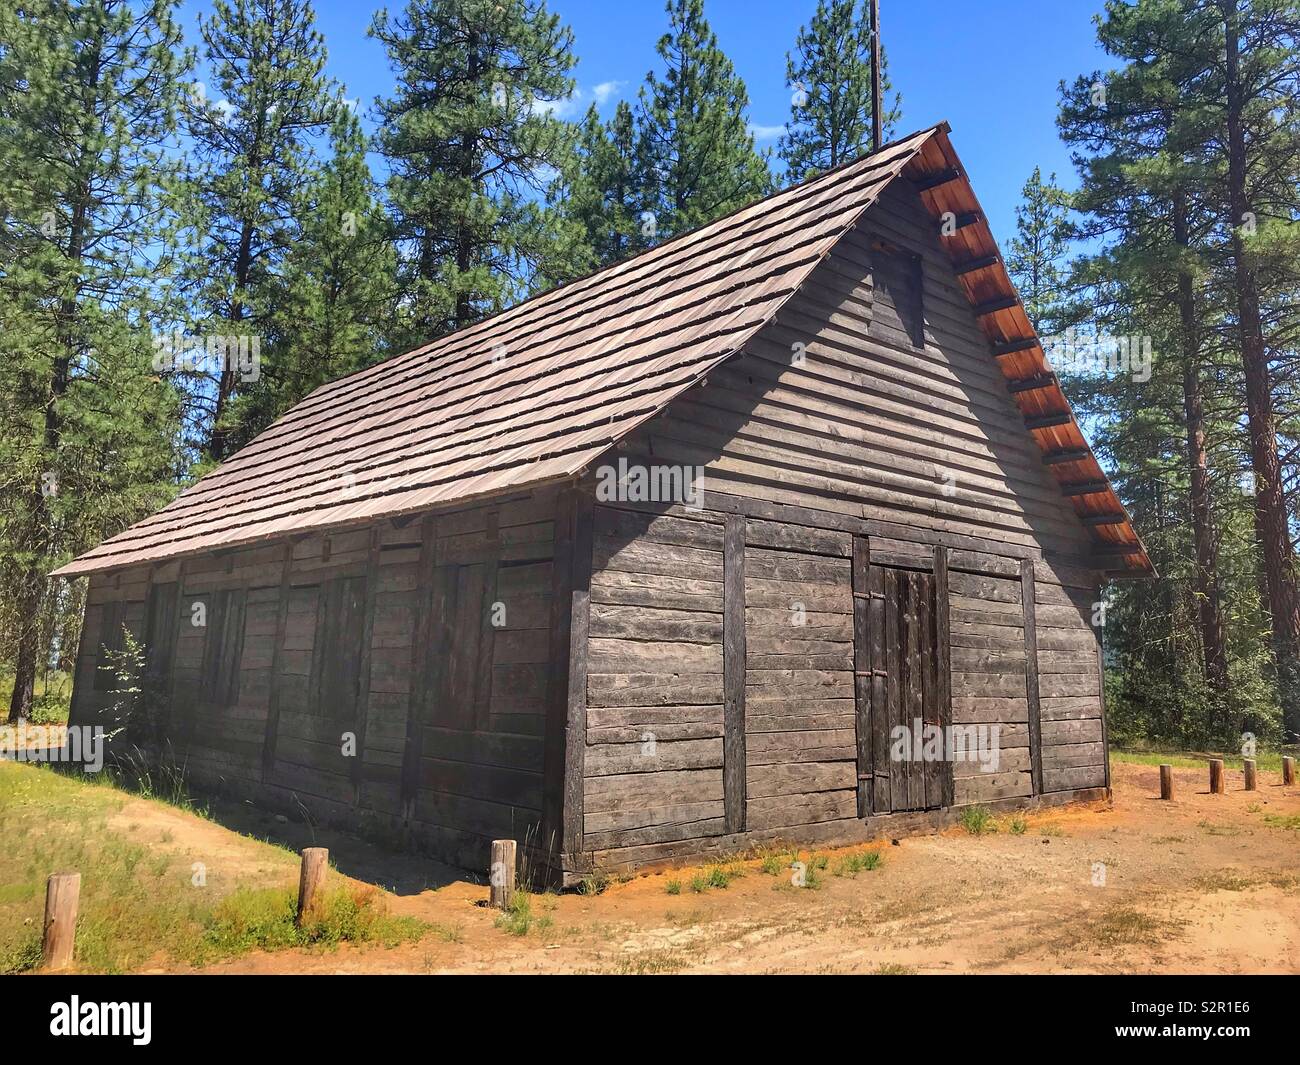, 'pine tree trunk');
1180,223,1227,702
9,31,104,723
1222,2,1300,735
7,572,41,724
1173,196,1229,698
